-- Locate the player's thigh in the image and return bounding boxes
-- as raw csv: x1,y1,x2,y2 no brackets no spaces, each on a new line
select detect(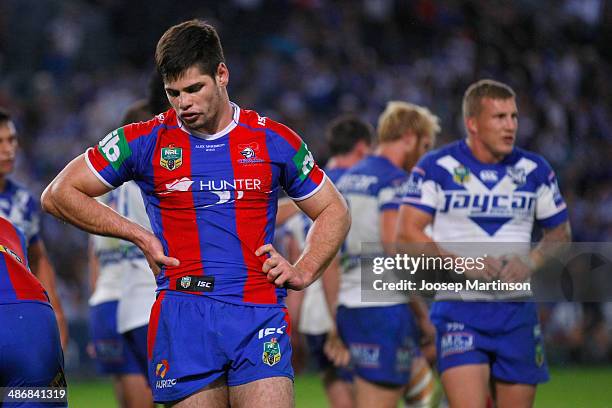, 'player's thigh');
229,376,293,408
440,364,490,408
354,376,403,408
167,376,228,408
495,380,536,408
324,375,353,408
117,373,154,408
